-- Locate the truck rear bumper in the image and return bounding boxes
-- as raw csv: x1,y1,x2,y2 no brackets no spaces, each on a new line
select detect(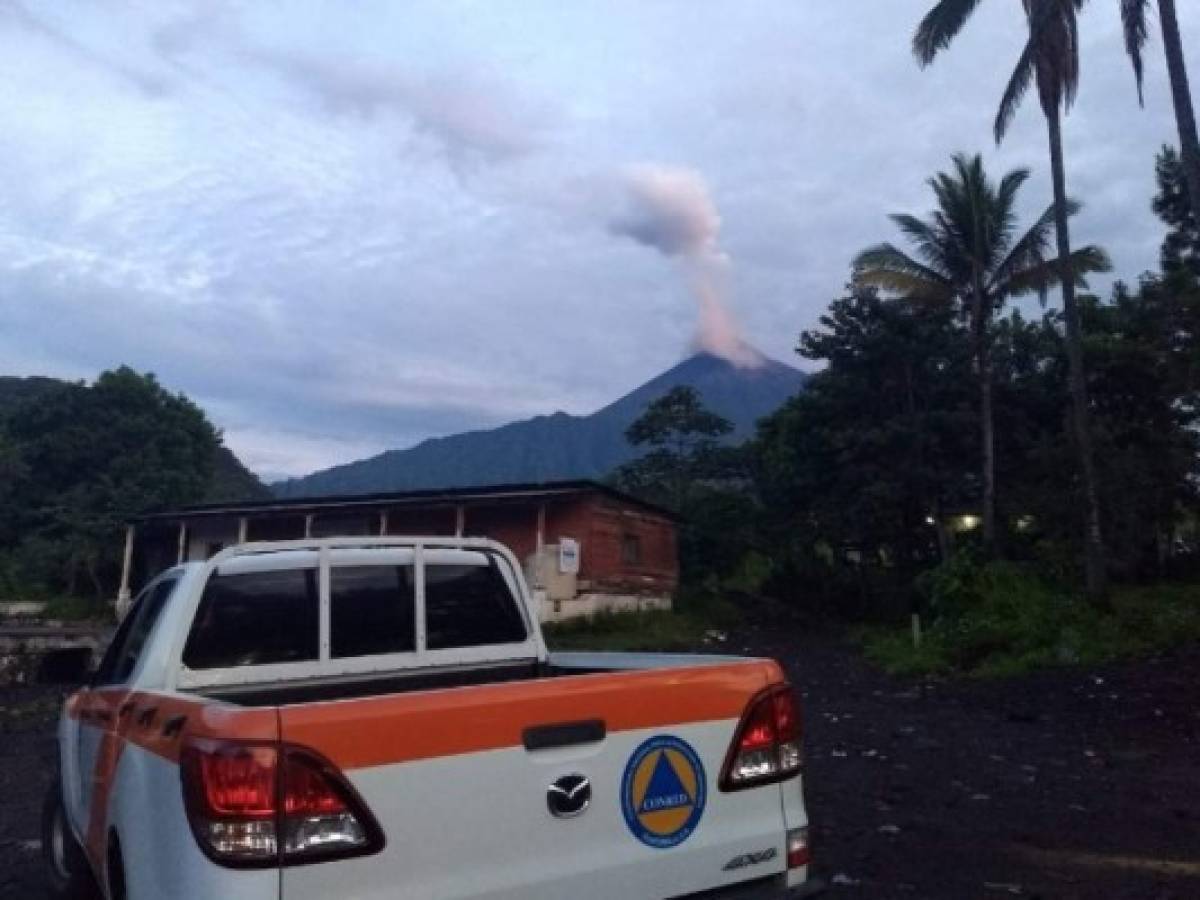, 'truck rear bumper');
672,872,825,898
